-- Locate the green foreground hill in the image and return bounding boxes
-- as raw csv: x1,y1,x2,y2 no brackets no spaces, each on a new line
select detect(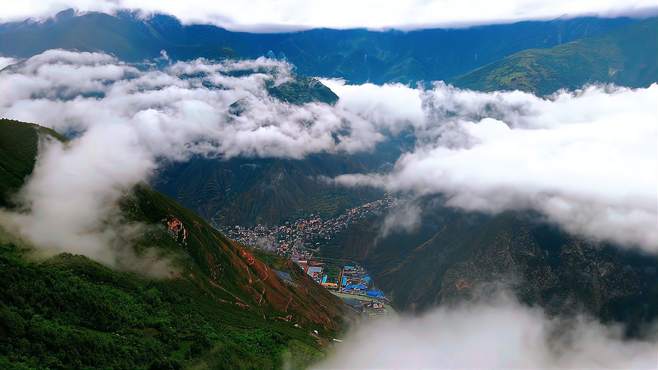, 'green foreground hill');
0,119,346,370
